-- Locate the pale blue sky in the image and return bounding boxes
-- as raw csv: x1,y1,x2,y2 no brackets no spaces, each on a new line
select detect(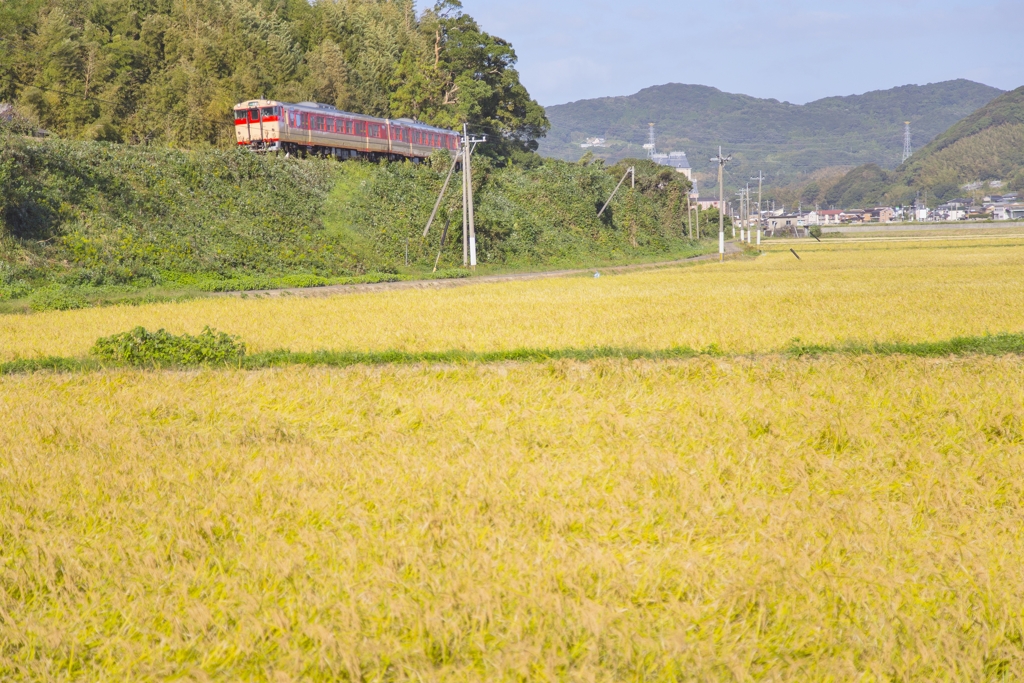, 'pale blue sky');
436,0,1023,106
